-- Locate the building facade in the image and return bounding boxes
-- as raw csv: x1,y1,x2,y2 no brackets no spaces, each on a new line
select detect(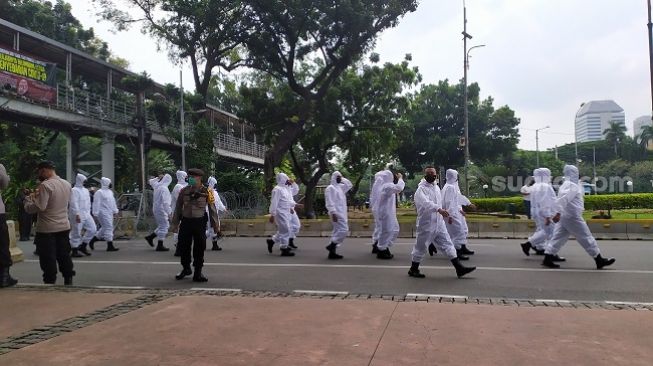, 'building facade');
574,100,625,143
633,115,652,140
